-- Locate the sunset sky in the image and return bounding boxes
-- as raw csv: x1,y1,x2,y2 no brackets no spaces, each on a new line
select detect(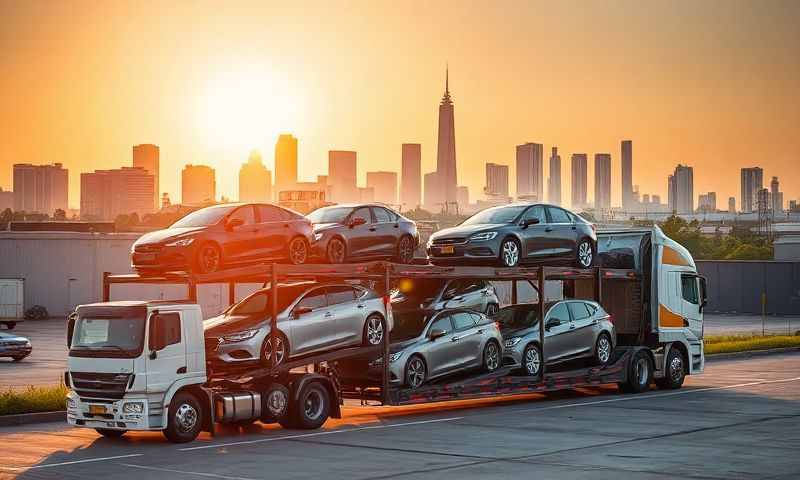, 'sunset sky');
1,0,798,210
